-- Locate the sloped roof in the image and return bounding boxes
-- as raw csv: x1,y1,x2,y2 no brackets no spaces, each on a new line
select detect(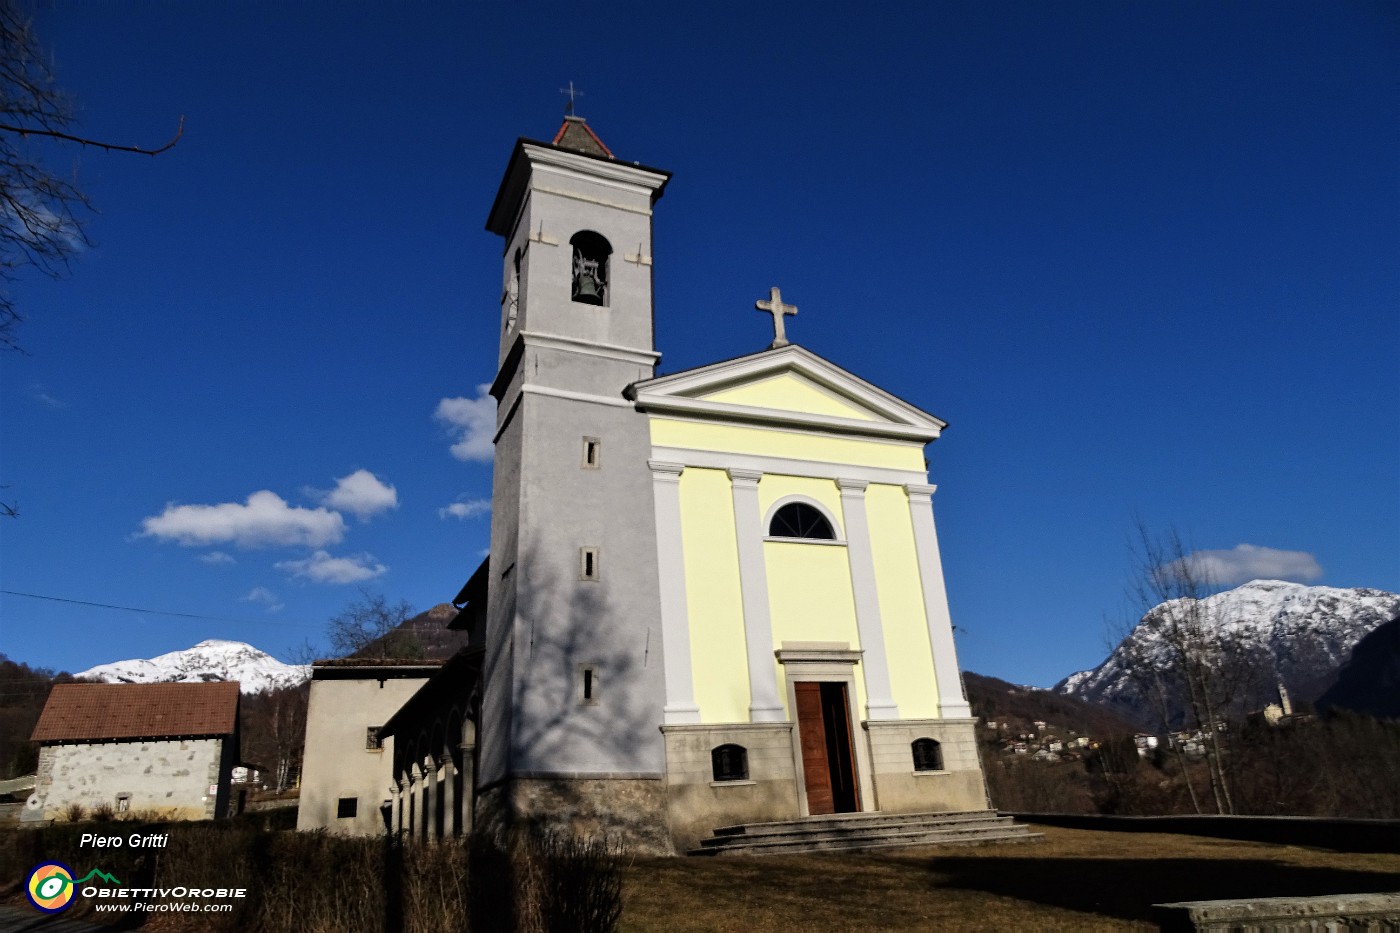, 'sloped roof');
32,682,240,742
551,115,613,158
